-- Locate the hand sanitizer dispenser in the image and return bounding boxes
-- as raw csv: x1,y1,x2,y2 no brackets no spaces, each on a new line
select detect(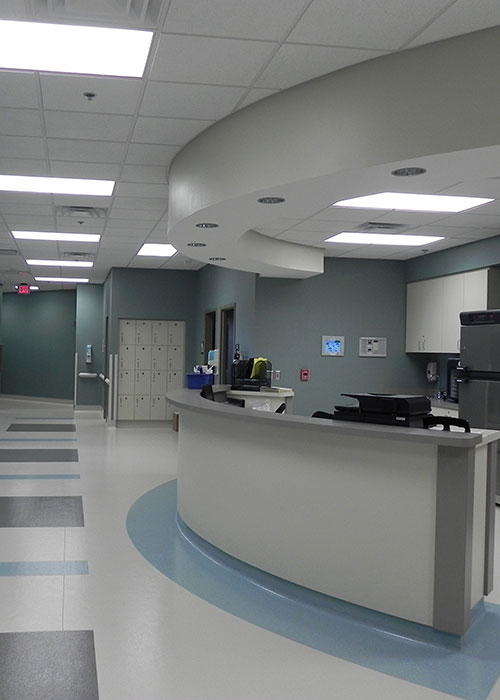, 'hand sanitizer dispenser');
85,344,93,364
